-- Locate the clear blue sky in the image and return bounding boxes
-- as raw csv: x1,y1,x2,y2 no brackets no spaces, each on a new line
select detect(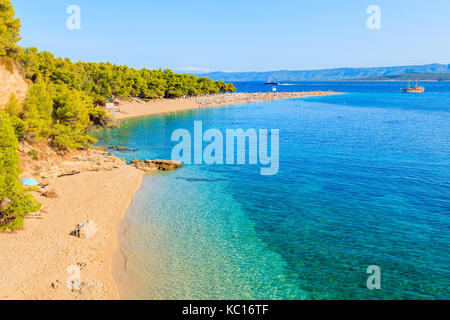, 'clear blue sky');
11,0,450,72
